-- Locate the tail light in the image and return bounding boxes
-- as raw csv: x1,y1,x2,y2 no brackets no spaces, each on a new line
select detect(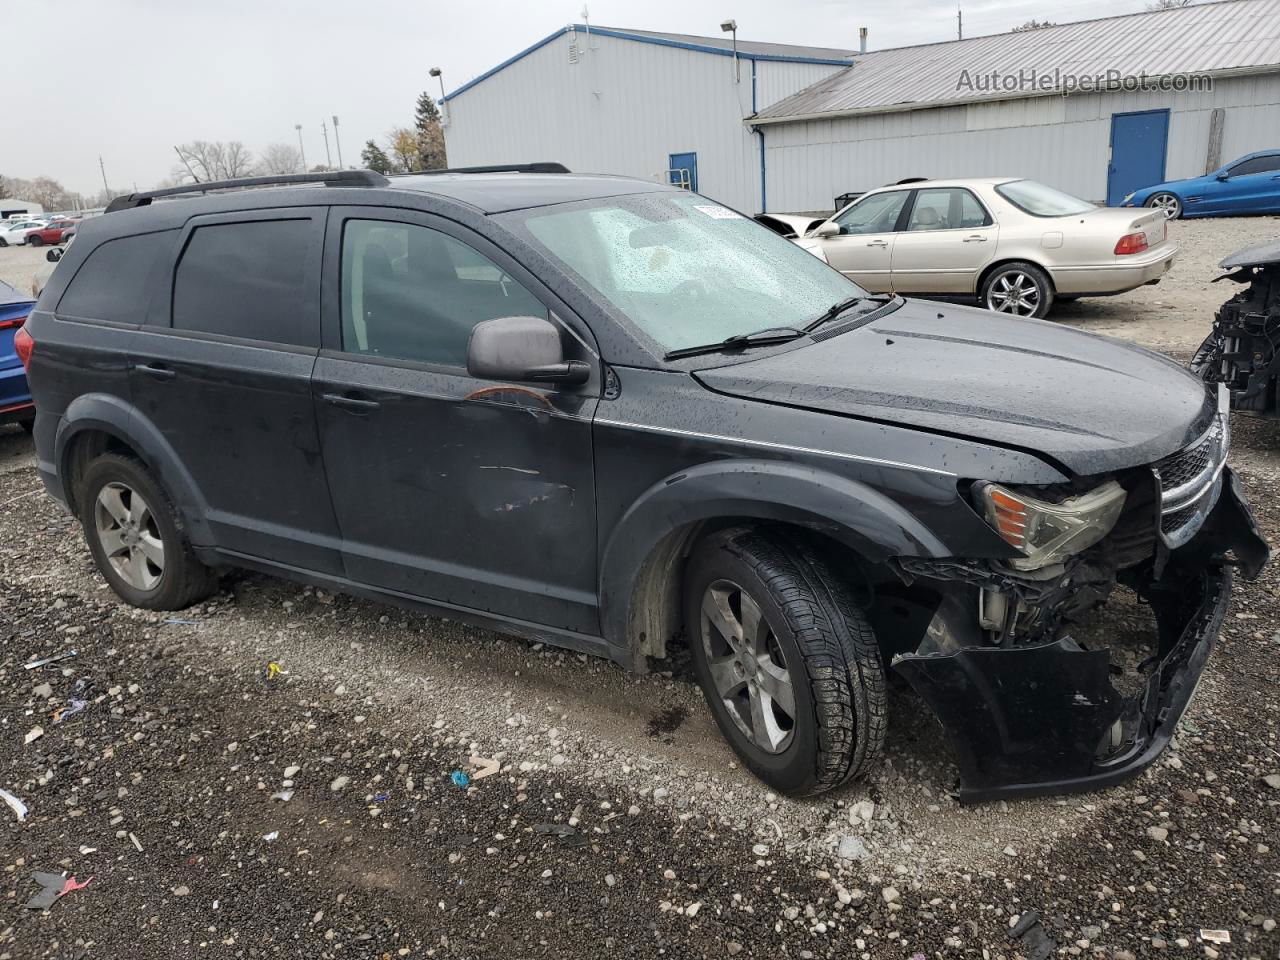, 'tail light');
1114,232,1149,256
14,324,34,370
